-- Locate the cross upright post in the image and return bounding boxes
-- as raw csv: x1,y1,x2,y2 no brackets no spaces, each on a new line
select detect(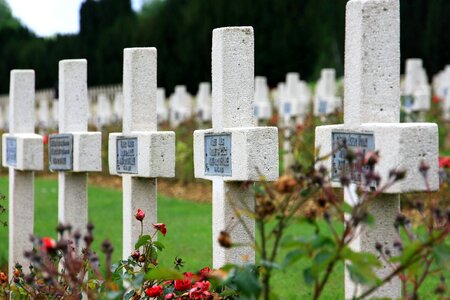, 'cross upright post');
194,27,279,268
109,48,175,259
2,70,43,277
315,0,438,298
51,60,102,240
